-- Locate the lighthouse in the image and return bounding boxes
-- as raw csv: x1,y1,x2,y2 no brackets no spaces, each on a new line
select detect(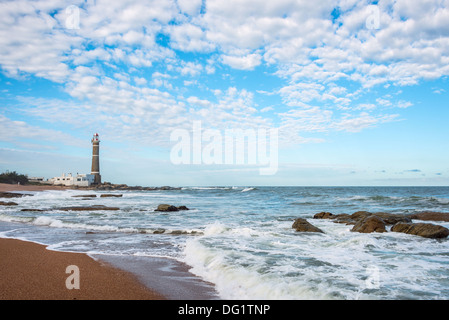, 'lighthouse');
91,133,101,185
